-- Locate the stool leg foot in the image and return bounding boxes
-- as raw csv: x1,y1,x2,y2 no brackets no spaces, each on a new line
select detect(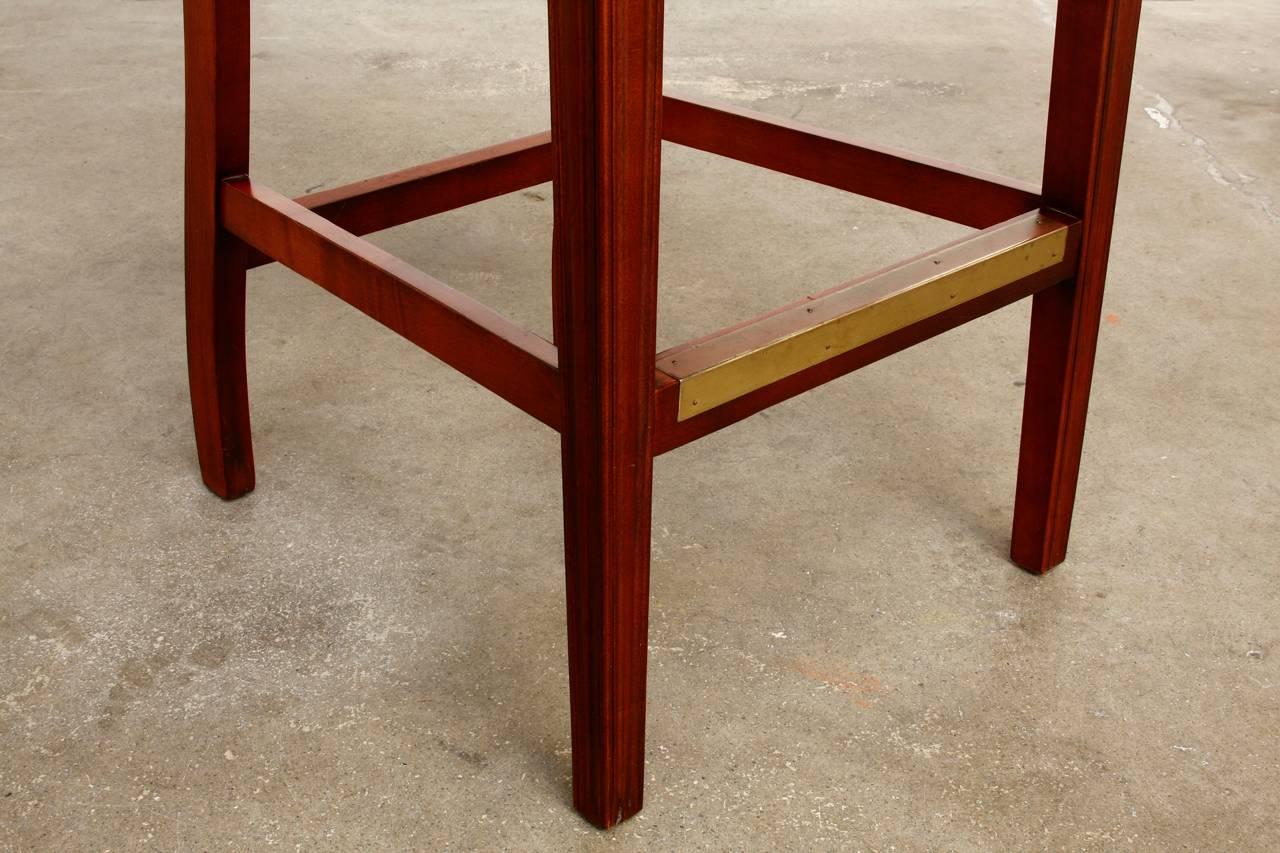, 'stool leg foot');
548,0,664,828
1011,279,1088,574
185,244,255,500
560,459,654,828
183,0,254,500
